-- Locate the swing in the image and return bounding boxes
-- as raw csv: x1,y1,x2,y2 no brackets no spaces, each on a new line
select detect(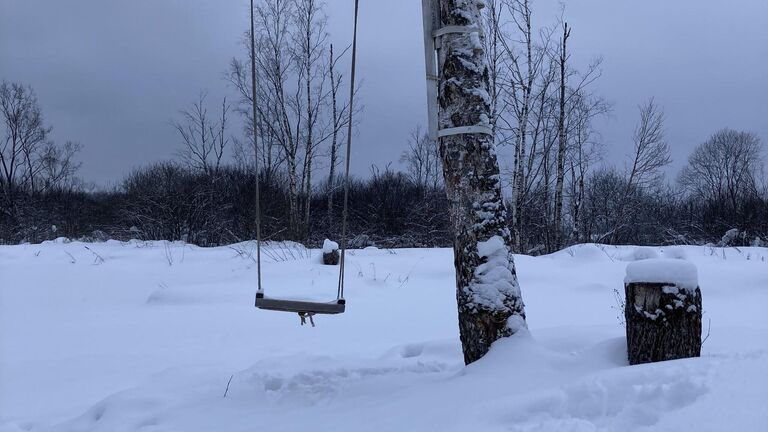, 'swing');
249,0,359,321
255,295,346,315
